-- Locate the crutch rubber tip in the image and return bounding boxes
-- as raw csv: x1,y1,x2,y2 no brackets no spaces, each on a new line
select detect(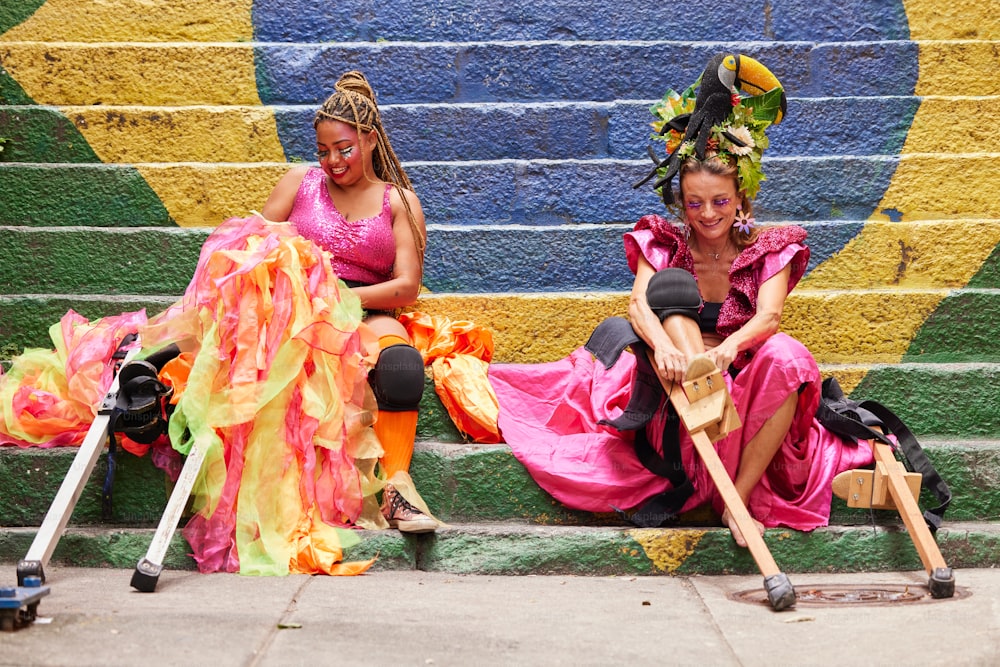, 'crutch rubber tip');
131,559,163,593
16,560,44,586
929,567,955,599
763,573,797,611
